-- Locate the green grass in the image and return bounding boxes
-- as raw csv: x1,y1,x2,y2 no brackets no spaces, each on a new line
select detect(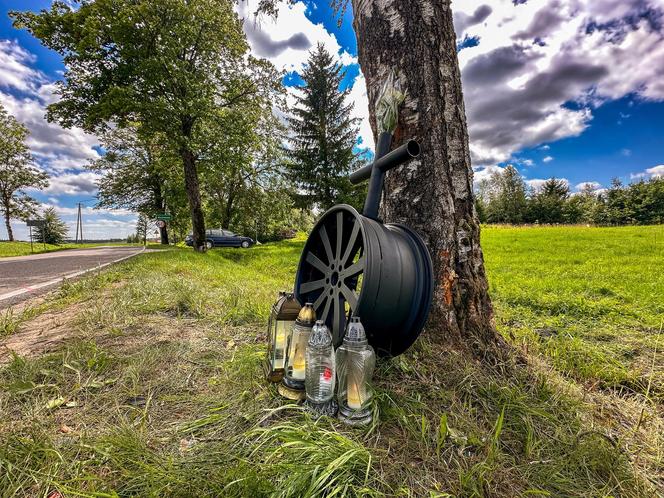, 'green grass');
483,225,663,400
0,228,662,496
0,241,142,258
